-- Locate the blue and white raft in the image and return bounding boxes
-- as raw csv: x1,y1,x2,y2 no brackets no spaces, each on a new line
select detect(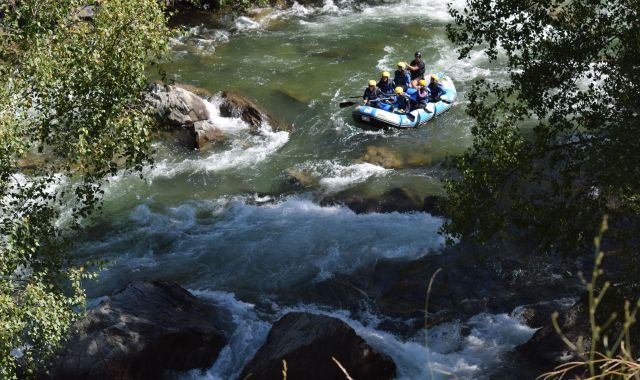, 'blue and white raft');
352,74,457,129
